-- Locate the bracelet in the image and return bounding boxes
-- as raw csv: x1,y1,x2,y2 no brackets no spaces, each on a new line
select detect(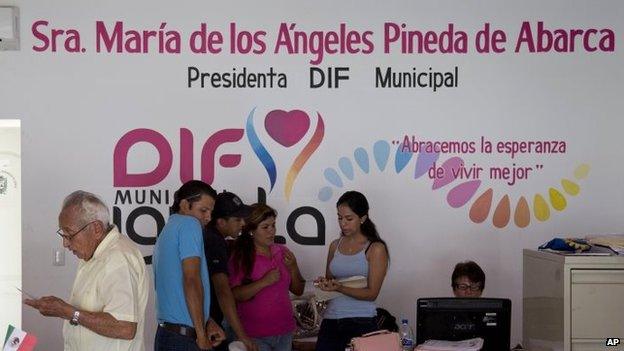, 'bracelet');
69,310,80,326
